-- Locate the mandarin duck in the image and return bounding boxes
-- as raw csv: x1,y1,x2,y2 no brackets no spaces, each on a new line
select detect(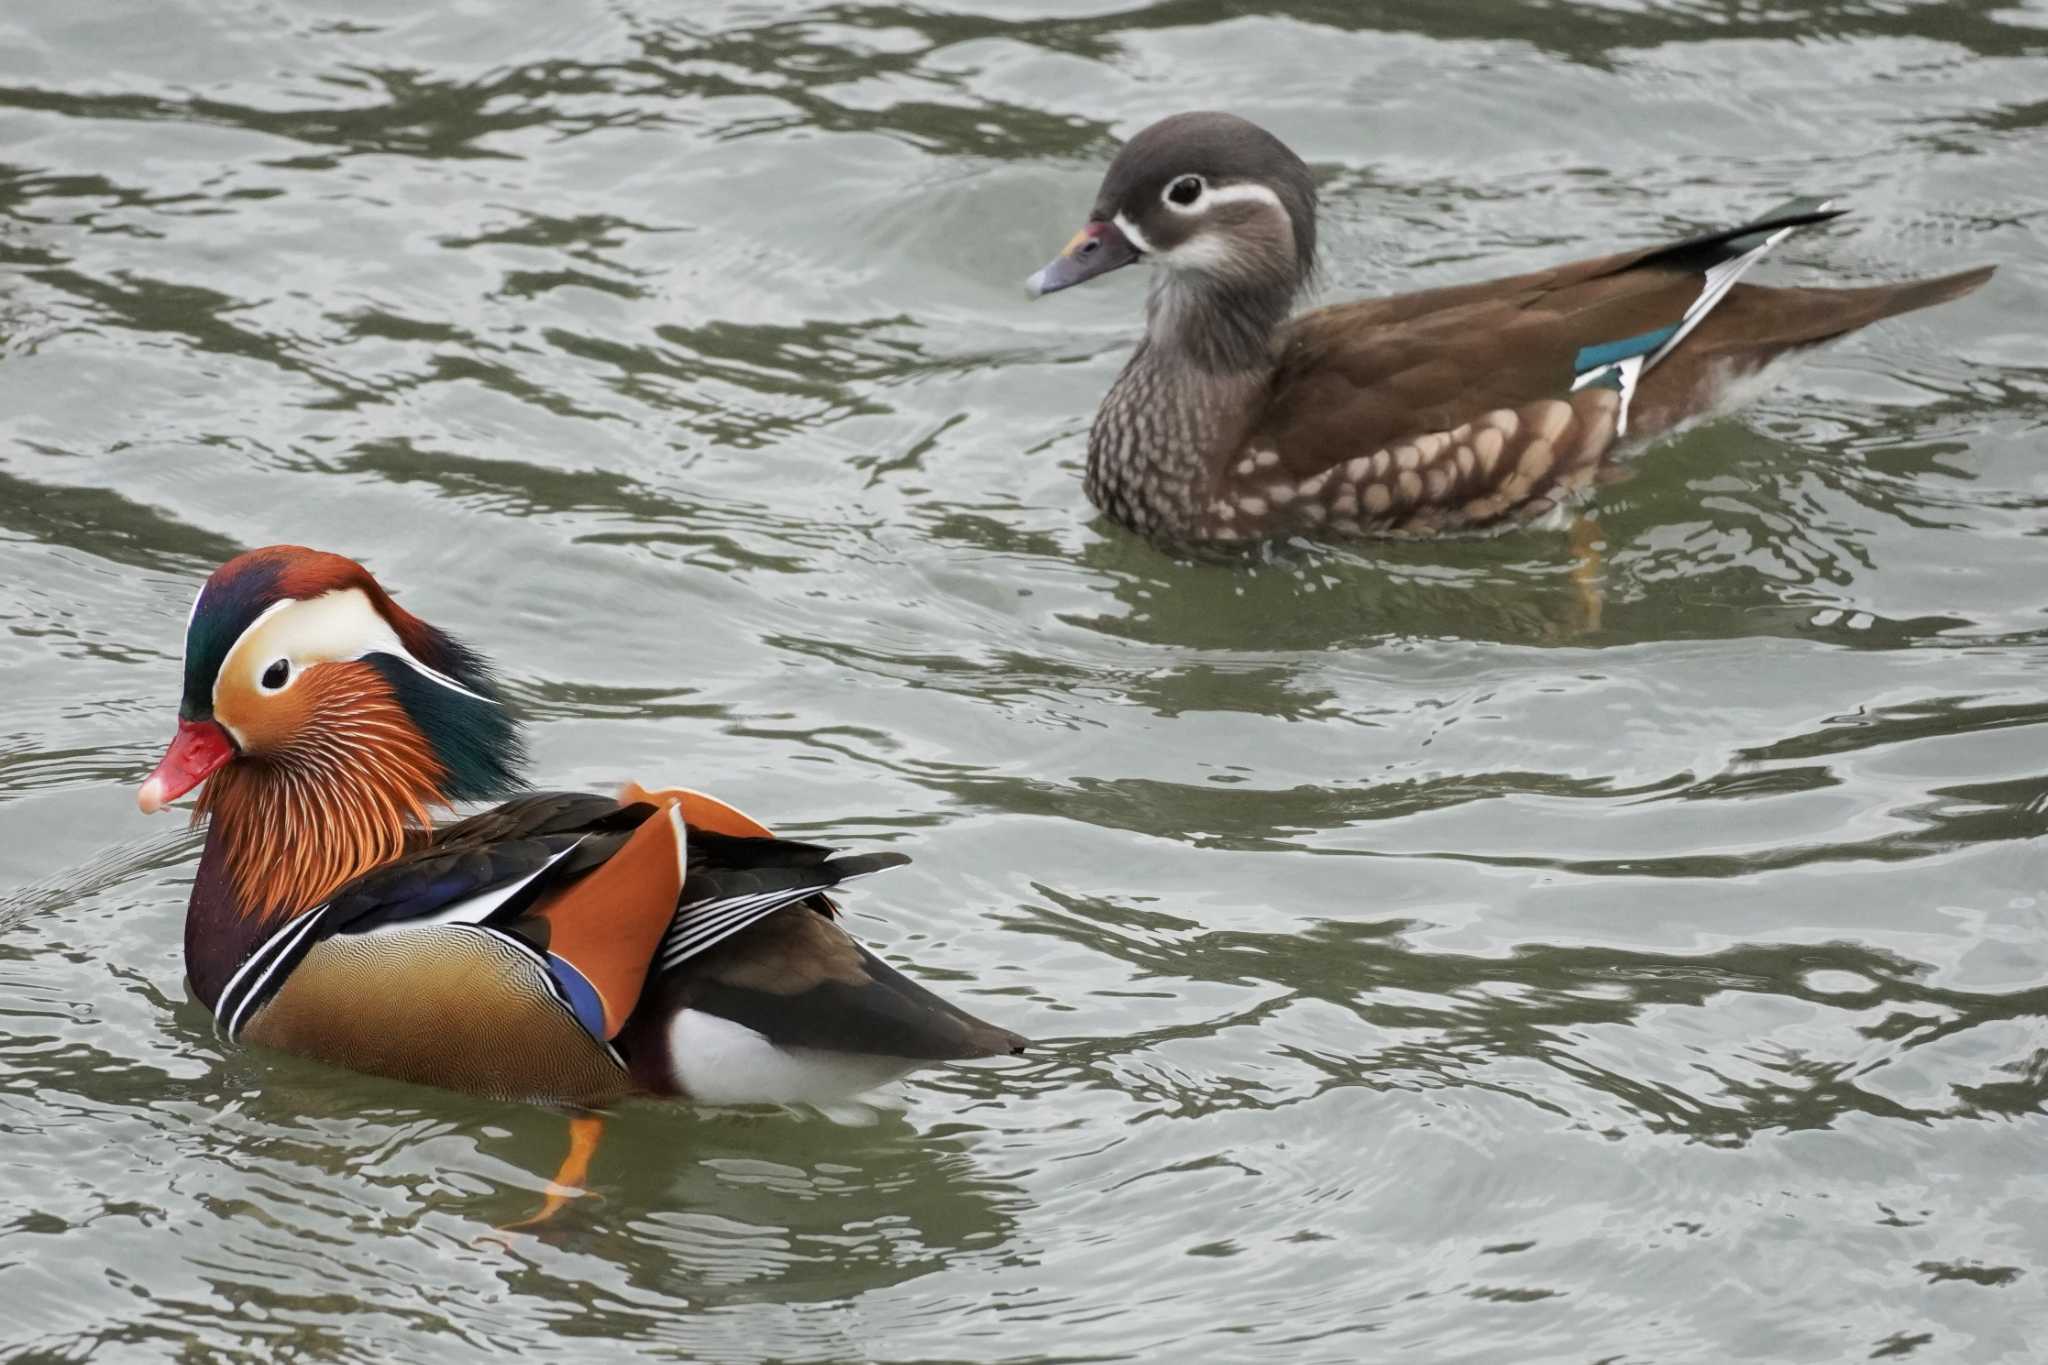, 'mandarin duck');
136,546,1026,1223
1028,111,1995,548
